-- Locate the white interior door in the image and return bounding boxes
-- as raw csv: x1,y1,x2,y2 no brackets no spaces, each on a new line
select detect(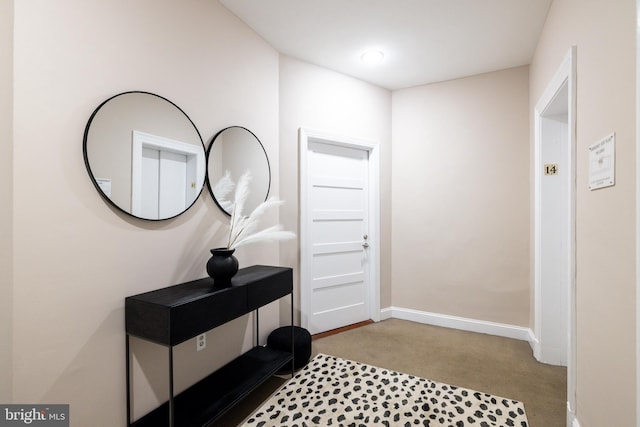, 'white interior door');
131,130,205,219
303,140,371,335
